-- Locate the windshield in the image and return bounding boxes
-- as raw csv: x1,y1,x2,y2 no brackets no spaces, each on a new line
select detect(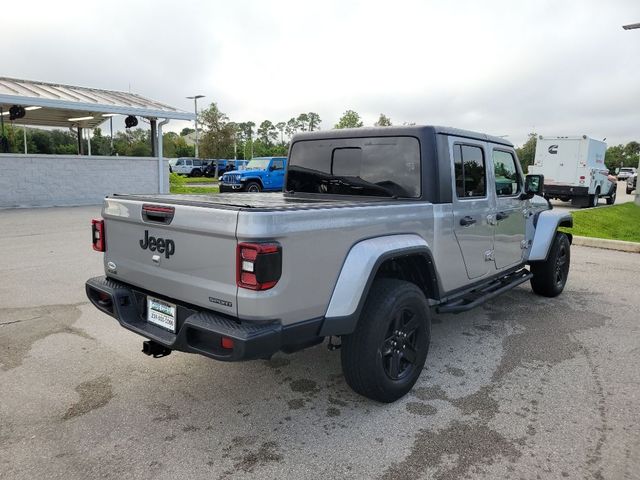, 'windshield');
287,137,421,198
245,159,271,170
